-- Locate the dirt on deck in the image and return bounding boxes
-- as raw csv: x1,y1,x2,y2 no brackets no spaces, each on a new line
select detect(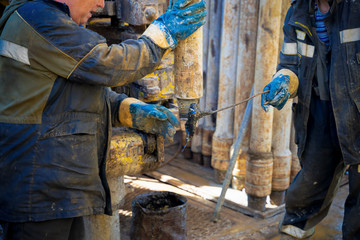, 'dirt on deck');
119,140,347,240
